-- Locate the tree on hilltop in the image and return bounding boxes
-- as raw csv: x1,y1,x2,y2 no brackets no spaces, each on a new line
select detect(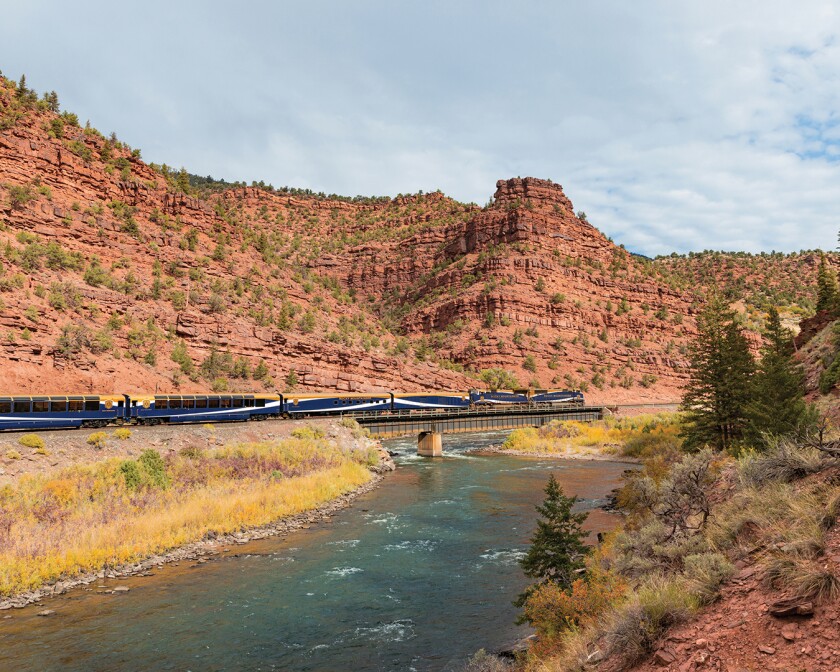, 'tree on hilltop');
680,294,754,452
